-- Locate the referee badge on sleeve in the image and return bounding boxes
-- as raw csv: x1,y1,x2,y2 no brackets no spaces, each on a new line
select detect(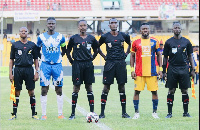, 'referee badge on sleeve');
107,43,112,48
18,50,22,55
